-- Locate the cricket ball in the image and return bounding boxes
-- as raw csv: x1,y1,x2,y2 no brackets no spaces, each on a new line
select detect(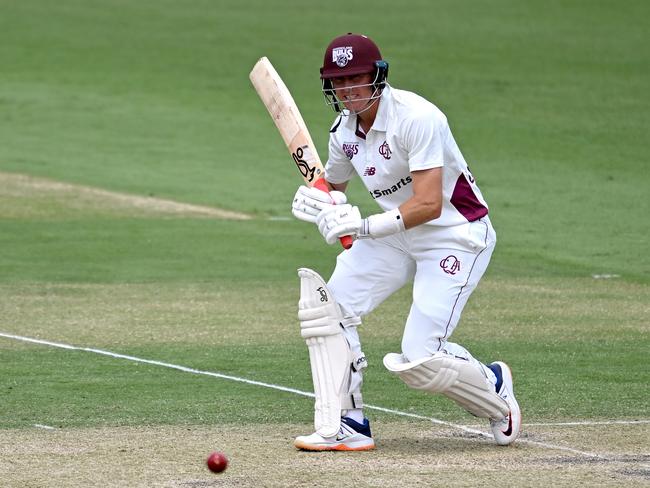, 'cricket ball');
206,451,228,473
